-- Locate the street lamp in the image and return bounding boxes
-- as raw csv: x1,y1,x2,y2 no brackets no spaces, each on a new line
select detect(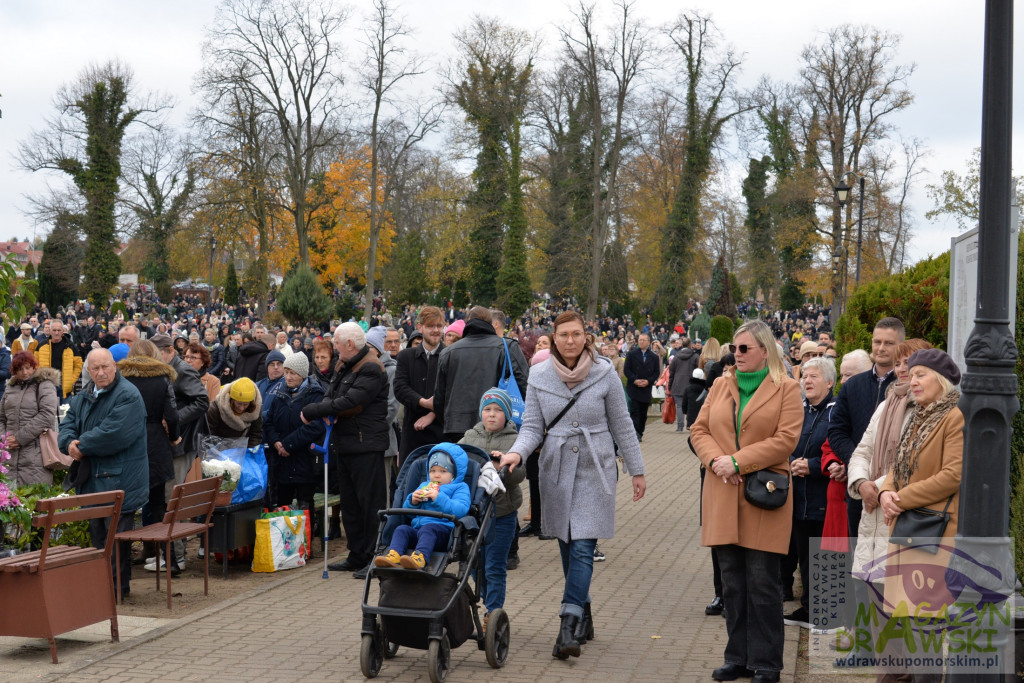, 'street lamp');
831,249,845,314
208,235,217,304
833,173,867,286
